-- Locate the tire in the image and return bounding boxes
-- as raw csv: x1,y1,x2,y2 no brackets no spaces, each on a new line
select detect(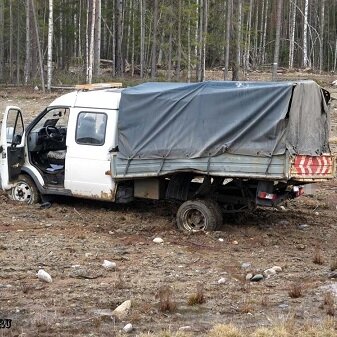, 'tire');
8,174,40,204
176,199,223,232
